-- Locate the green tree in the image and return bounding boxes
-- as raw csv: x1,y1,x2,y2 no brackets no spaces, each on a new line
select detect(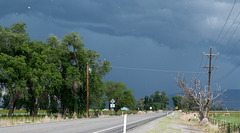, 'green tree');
159,91,169,109
23,40,62,116
172,94,183,109
121,89,135,110
0,53,27,116
143,96,152,110
0,23,112,117
136,97,144,110
104,81,135,113
0,23,29,116
150,91,161,110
